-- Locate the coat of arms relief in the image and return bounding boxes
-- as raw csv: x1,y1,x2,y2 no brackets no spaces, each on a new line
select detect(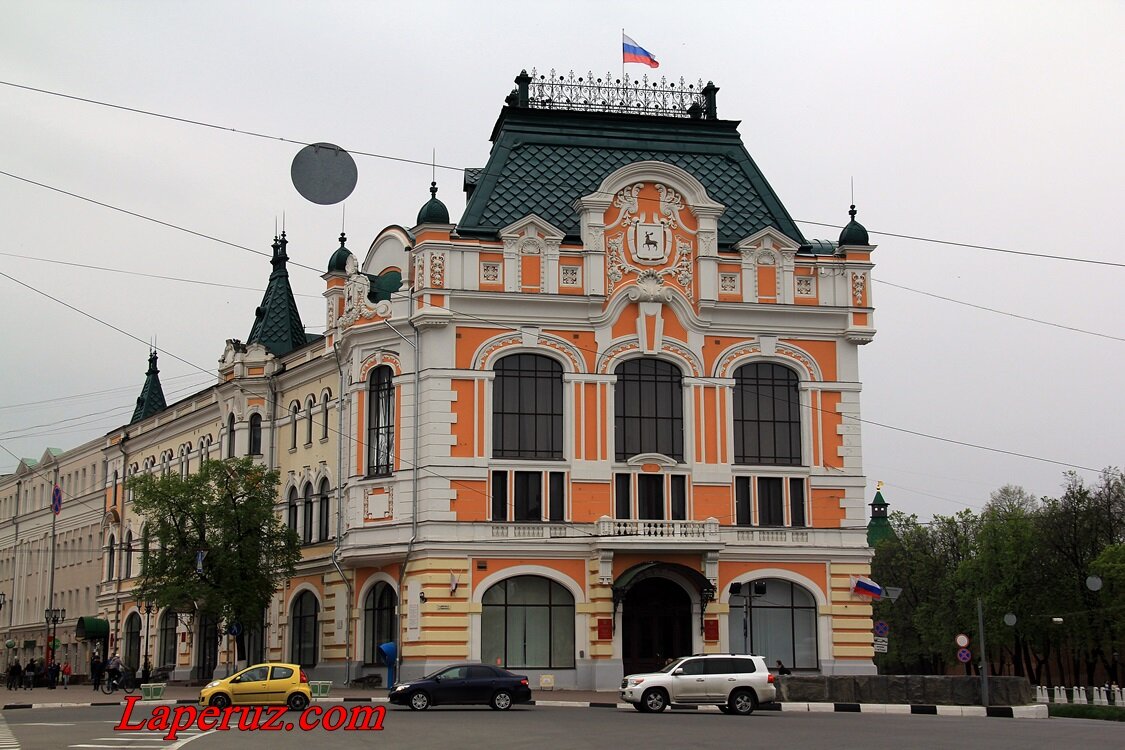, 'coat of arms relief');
606,182,695,299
